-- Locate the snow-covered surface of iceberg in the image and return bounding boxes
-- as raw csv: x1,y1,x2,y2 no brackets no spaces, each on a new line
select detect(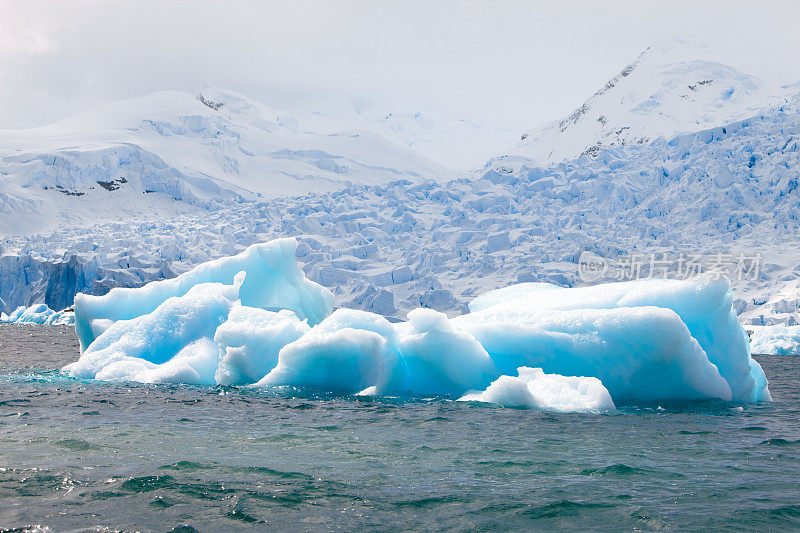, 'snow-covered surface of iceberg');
64,242,771,407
